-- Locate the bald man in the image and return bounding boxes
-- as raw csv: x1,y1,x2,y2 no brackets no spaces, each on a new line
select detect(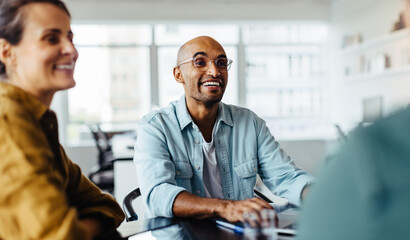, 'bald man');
134,36,314,222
